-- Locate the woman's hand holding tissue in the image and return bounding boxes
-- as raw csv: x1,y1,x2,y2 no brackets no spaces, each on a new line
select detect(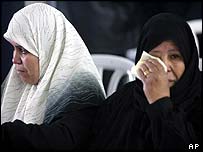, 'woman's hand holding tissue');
138,58,170,104
131,51,170,104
